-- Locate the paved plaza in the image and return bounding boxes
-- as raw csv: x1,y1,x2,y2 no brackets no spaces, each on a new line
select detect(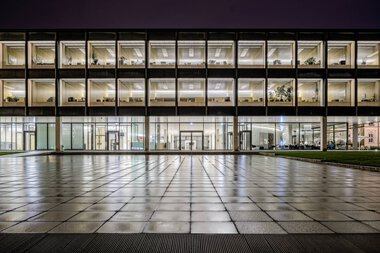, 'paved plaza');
0,154,379,234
